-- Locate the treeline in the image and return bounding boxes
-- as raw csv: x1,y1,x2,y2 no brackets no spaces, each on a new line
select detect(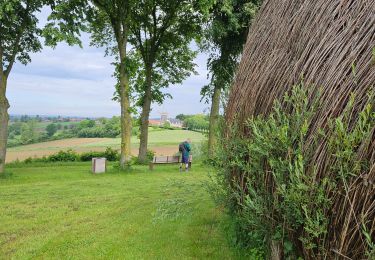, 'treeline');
176,114,210,133
8,120,46,147
7,117,125,147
